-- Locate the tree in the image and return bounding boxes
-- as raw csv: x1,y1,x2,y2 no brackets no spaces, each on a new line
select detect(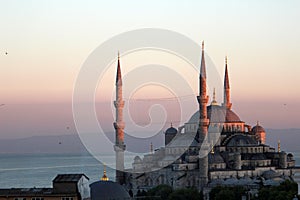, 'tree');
257,180,298,200
209,186,246,200
146,184,173,200
137,185,203,200
168,188,203,200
